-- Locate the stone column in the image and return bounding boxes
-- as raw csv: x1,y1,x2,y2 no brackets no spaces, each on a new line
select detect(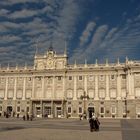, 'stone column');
42,76,45,99
105,75,110,100
117,74,121,100
94,75,99,100
63,75,66,99
84,75,88,95
32,77,35,99
13,77,17,100
52,76,55,99
73,75,77,100
130,73,135,99
4,77,8,100
127,71,134,99
22,77,26,100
